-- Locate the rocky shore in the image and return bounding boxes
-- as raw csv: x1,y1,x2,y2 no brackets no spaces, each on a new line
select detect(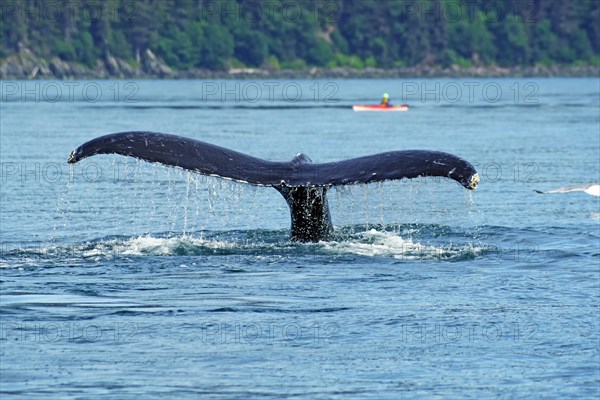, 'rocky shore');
2,48,598,80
